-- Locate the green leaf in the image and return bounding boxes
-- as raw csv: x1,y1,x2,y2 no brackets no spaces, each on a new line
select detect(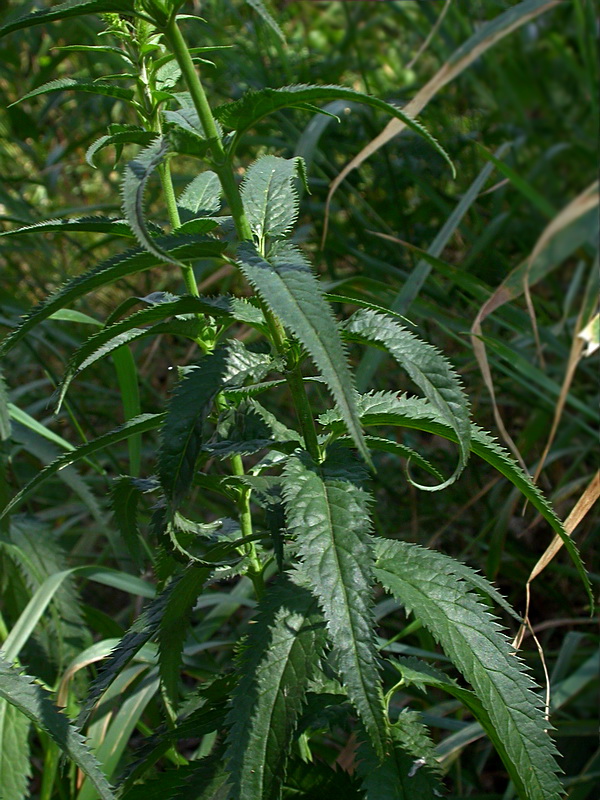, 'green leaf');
110,476,144,565
282,759,363,798
335,435,444,483
87,130,156,168
10,77,134,107
0,414,163,520
0,701,30,800
318,390,592,607
208,399,301,459
225,574,327,799
159,340,272,505
177,170,221,218
214,84,454,173
343,308,470,489
282,451,388,758
374,540,562,800
158,566,207,714
0,234,225,357
0,657,114,800
78,574,182,728
0,0,135,37
358,715,443,799
0,216,154,239
245,0,285,42
122,136,189,268
237,242,369,465
240,155,304,241
0,366,10,441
